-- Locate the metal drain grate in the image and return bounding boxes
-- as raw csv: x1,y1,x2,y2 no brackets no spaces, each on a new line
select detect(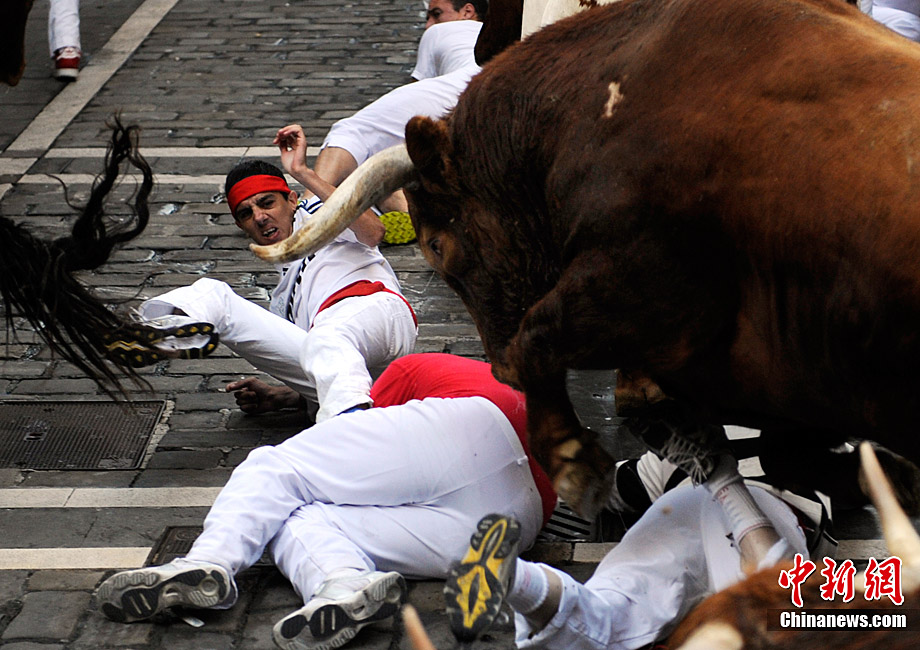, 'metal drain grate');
146,526,273,567
537,502,595,542
0,400,165,470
